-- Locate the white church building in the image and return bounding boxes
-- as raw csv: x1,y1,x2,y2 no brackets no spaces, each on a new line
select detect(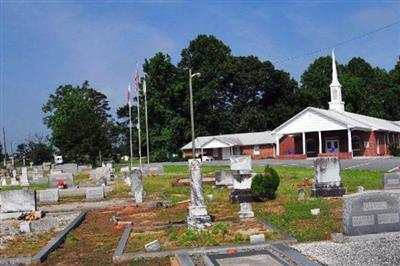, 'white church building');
272,50,400,159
